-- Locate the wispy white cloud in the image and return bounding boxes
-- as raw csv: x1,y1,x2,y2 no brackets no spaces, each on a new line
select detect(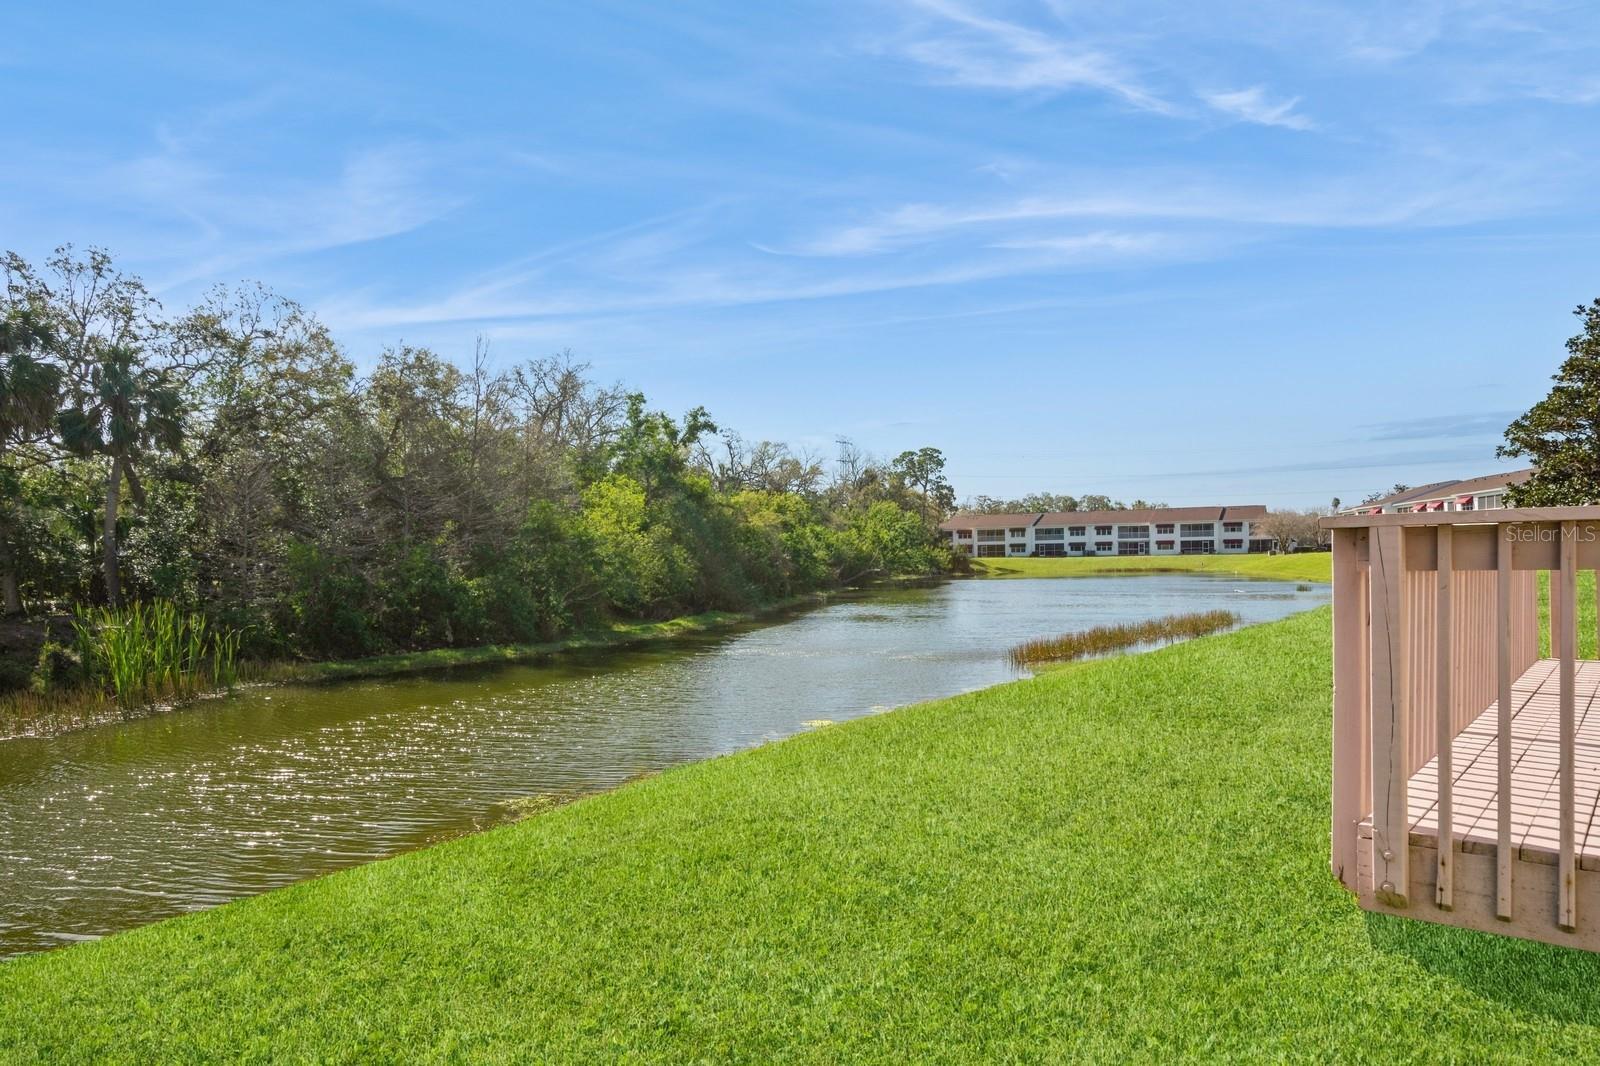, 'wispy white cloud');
1201,86,1314,130
887,0,1172,113
128,141,459,292
1362,410,1520,442
784,149,1567,259
318,215,1179,333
